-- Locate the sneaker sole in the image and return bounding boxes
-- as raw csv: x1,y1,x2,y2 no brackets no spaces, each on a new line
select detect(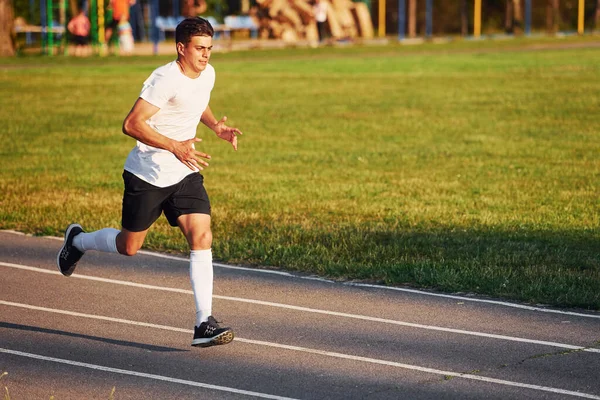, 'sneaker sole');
191,330,234,348
56,224,82,277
